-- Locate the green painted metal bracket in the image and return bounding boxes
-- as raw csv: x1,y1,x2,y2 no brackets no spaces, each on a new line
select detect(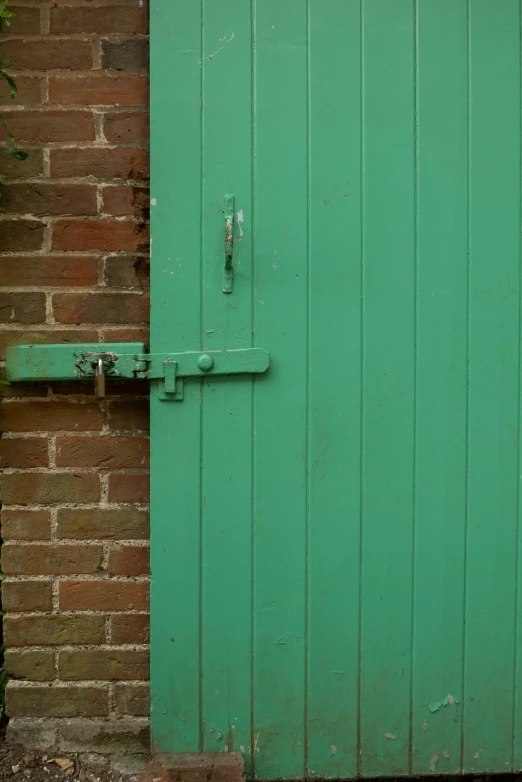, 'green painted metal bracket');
223,193,234,294
6,343,270,401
